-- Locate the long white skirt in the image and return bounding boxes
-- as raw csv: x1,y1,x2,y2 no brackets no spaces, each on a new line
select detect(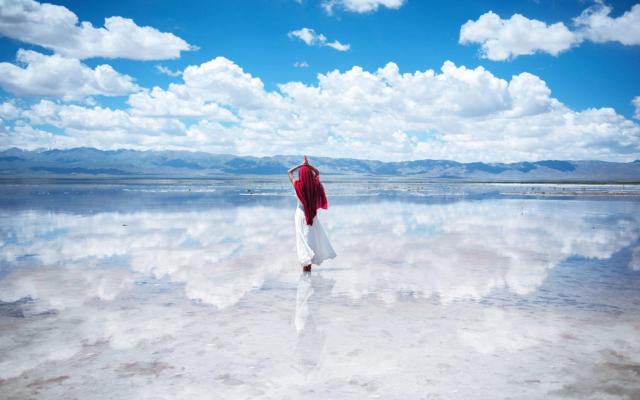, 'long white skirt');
295,203,337,266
